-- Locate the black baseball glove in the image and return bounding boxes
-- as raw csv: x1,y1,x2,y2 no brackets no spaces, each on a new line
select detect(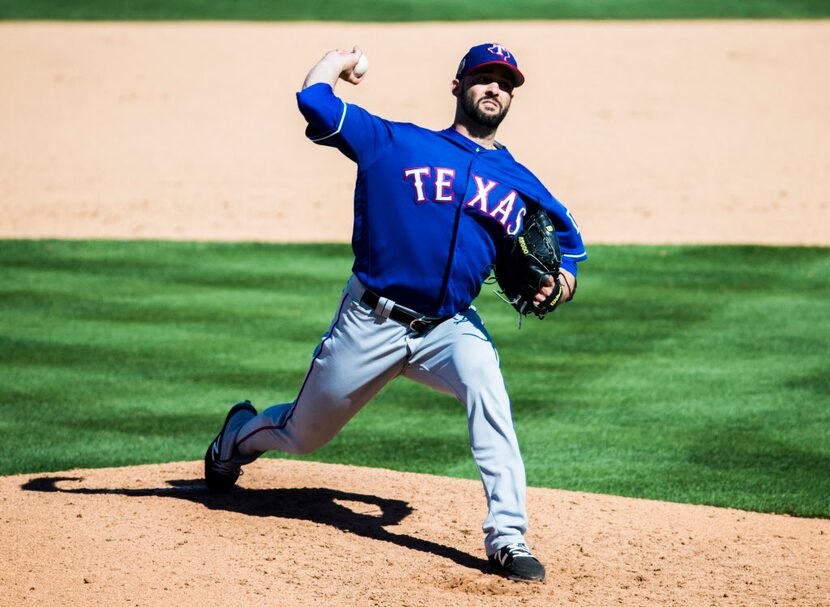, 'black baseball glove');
493,206,563,320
